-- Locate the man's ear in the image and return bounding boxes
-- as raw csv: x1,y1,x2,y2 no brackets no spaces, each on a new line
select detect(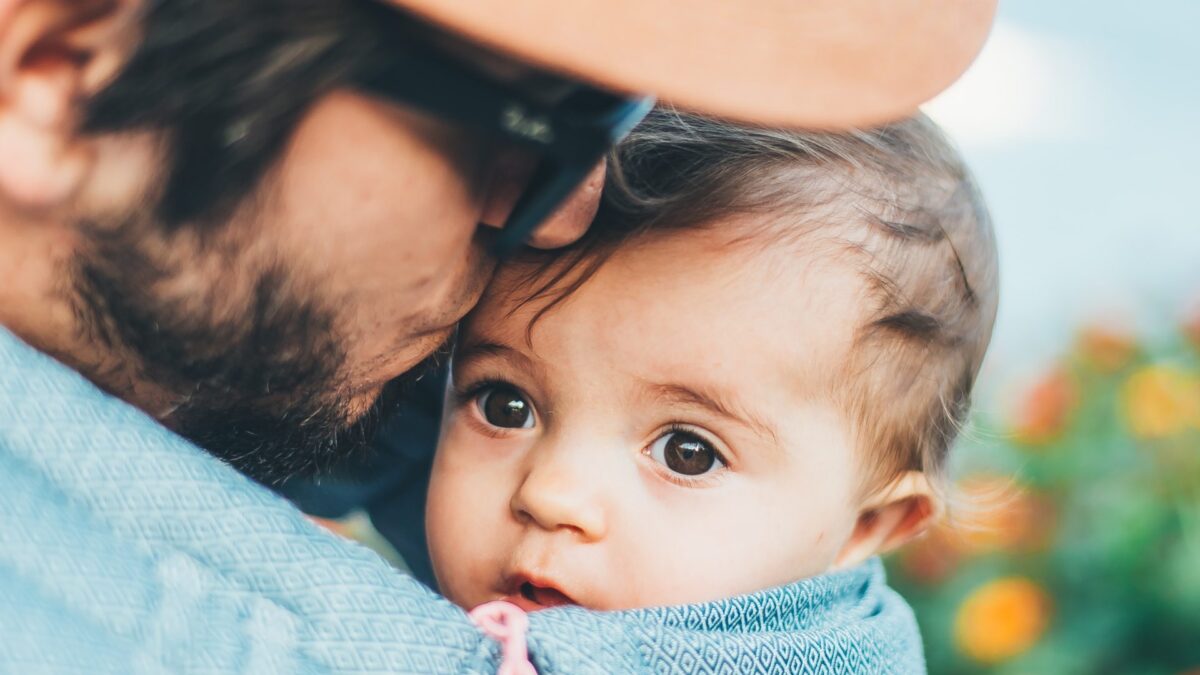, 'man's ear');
833,471,939,570
0,0,138,210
